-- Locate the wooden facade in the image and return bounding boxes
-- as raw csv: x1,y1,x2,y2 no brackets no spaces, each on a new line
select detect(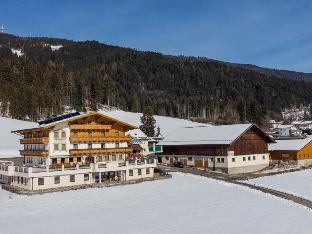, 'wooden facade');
270,140,312,161
229,127,270,156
